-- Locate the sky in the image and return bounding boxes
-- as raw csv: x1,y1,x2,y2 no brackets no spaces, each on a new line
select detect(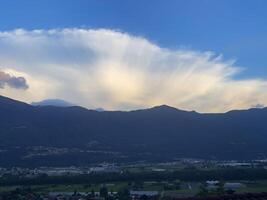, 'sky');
0,0,267,112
